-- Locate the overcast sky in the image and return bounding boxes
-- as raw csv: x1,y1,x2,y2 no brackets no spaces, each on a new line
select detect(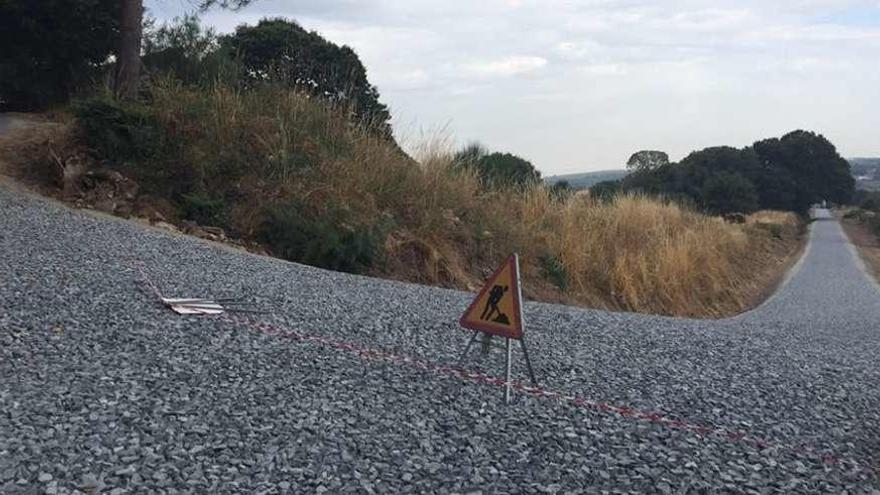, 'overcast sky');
147,0,880,175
